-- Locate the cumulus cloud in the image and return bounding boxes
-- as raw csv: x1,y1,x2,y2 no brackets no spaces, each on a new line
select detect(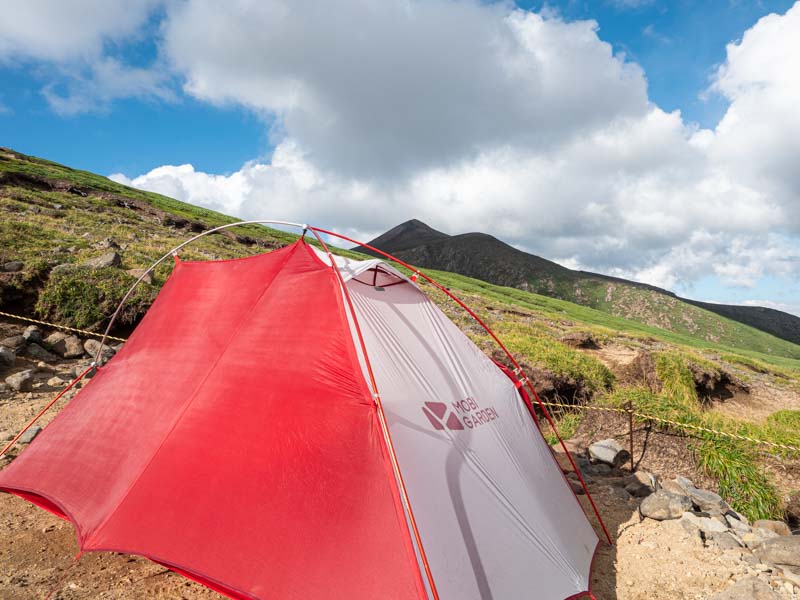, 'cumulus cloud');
107,0,800,299
0,0,168,113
